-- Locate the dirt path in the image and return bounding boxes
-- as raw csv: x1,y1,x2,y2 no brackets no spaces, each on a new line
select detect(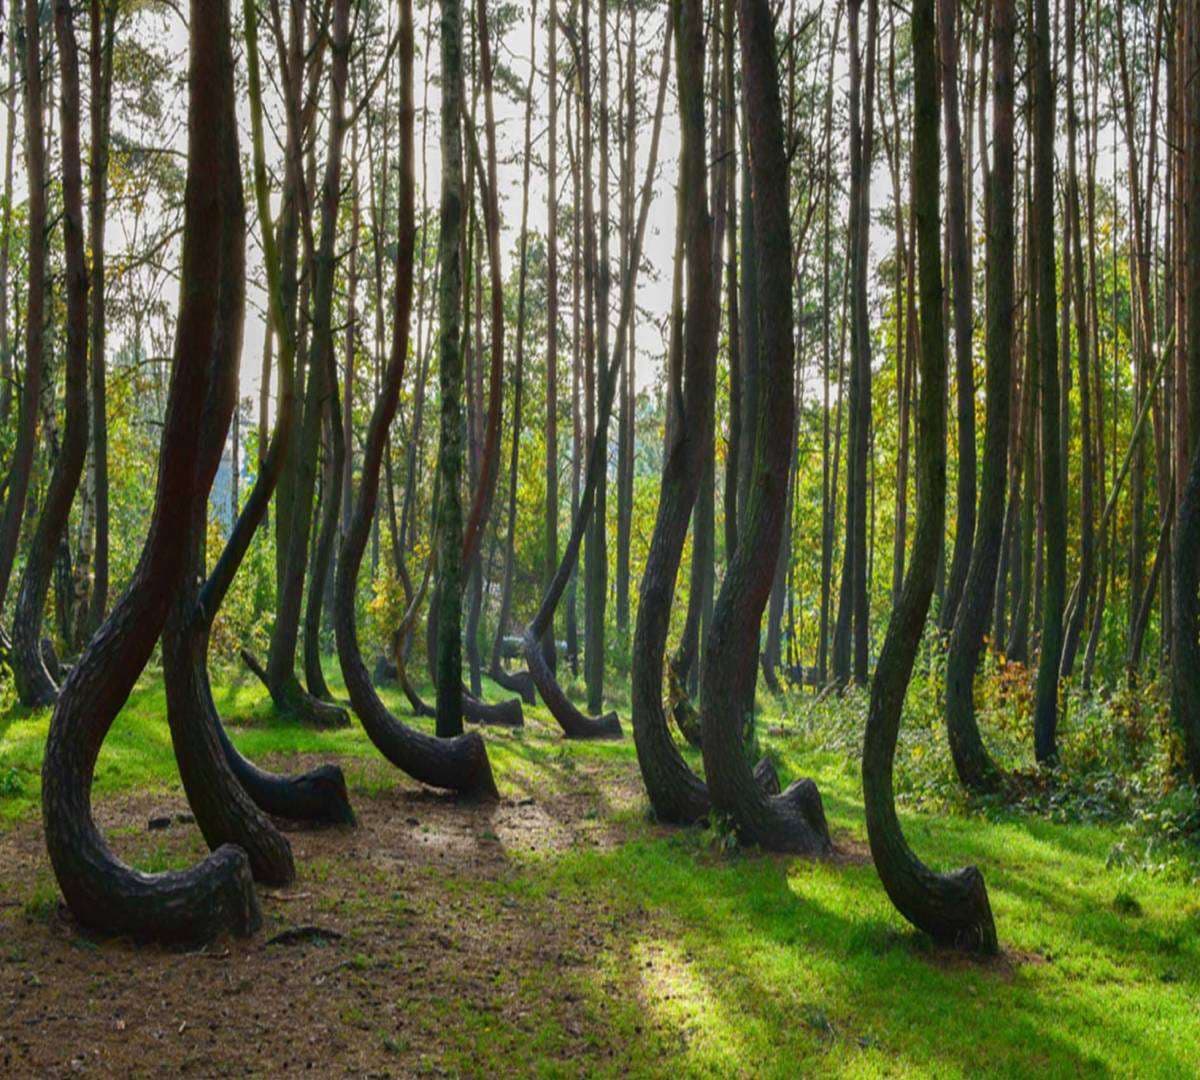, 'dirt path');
0,753,663,1077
